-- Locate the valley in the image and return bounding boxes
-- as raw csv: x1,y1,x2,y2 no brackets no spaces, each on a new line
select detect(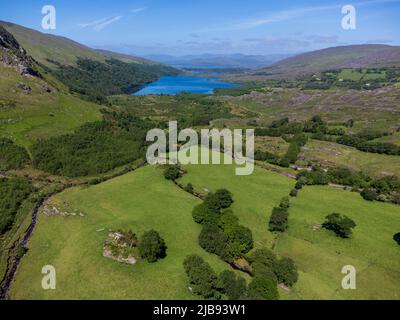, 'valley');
1,17,400,301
